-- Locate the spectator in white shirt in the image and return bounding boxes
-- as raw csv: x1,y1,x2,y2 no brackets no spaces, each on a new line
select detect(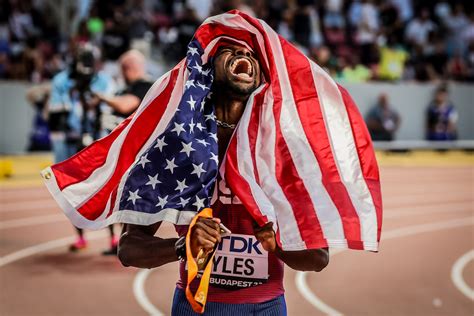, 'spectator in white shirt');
405,8,436,47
